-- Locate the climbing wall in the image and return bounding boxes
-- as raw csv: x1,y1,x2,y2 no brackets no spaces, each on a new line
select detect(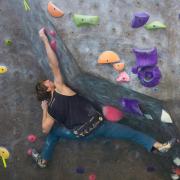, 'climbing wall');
0,0,179,179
